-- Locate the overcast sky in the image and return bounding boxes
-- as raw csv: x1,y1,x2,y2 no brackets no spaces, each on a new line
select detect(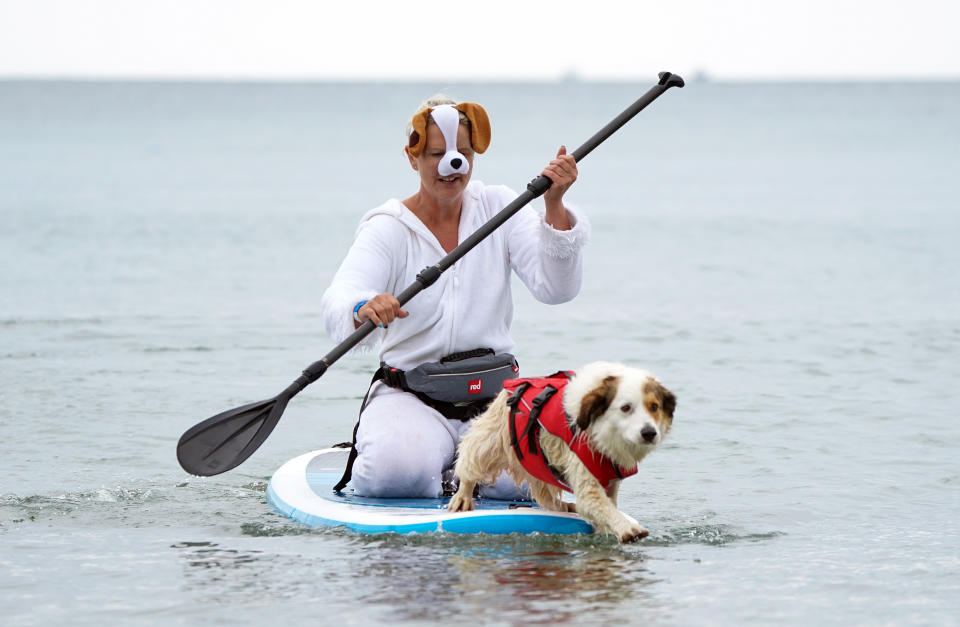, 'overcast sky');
1,0,958,80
